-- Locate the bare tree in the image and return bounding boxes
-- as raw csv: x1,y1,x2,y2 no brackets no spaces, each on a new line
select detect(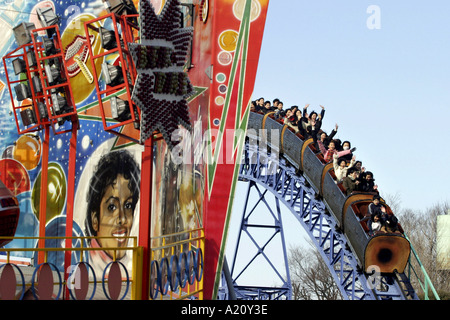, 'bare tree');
380,191,449,299
380,191,402,214
288,195,449,300
288,242,342,300
396,201,450,299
